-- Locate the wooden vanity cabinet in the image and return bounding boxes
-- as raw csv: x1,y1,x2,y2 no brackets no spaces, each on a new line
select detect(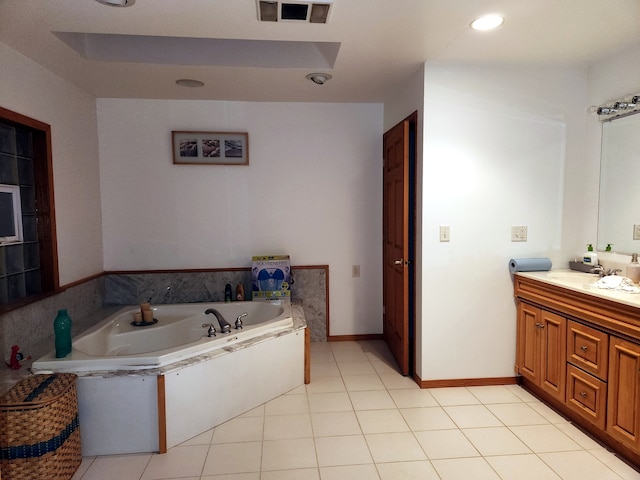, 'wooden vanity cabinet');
514,274,640,467
516,303,566,402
